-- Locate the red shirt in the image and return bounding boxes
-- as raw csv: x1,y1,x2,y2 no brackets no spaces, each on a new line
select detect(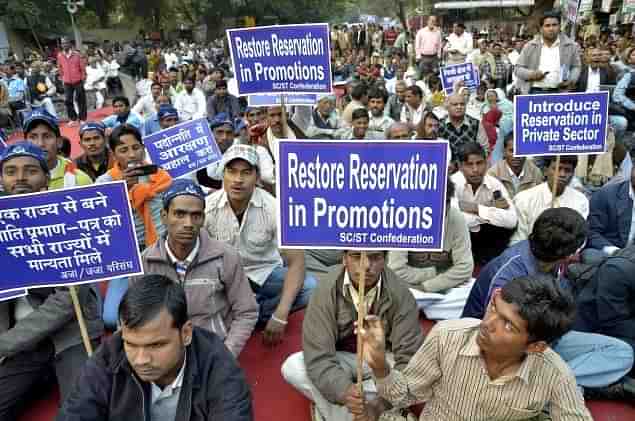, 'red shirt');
384,29,398,46
56,50,86,84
